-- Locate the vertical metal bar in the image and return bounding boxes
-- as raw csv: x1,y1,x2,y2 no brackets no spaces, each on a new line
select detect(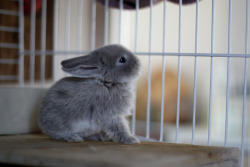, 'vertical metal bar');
208,62,214,146
208,0,215,146
192,60,198,144
175,0,182,143
65,0,70,59
53,0,58,82
18,0,24,86
176,62,181,143
41,0,47,85
160,0,167,142
224,0,232,147
104,0,109,45
78,0,83,51
241,58,248,167
30,0,36,85
132,0,139,136
91,0,96,50
192,0,199,145
146,0,153,139
119,0,123,44
134,0,139,54
241,0,249,166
